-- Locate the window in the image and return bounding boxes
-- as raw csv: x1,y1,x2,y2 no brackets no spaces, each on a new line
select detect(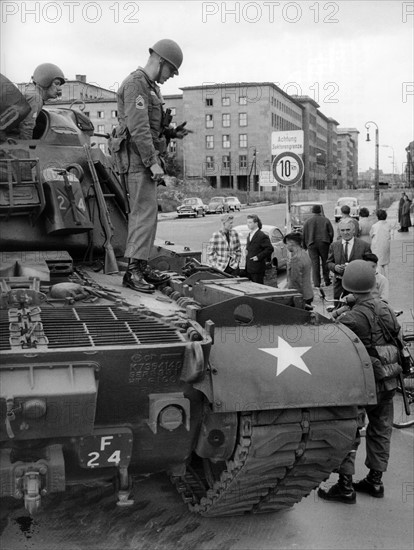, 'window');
205,98,213,107
171,107,176,116
97,111,105,118
206,135,214,149
239,155,247,168
239,134,247,148
222,114,230,127
169,141,177,153
222,97,230,106
205,114,214,128
239,96,247,105
97,125,105,133
206,156,215,170
239,113,247,127
84,111,90,118
111,110,118,118
222,135,230,148
98,143,106,153
222,155,230,169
